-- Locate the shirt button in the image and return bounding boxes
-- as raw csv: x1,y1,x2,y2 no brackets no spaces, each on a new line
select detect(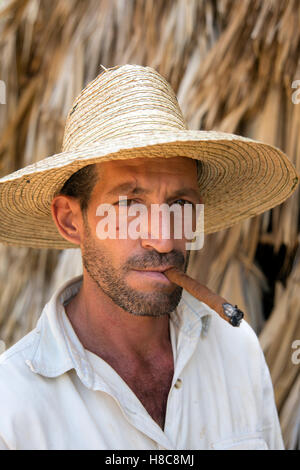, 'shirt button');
174,378,182,389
